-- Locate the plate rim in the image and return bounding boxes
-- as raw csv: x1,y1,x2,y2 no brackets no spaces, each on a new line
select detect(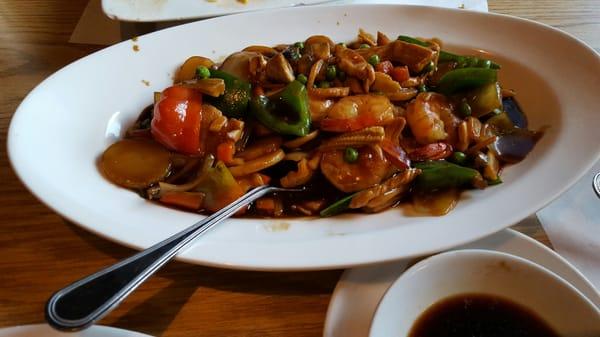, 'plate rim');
100,0,339,22
8,4,600,271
